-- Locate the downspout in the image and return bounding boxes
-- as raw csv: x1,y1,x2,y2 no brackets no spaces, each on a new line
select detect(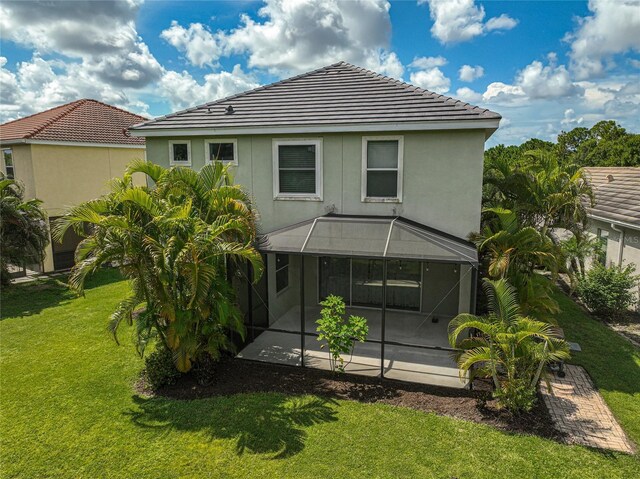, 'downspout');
610,224,625,266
